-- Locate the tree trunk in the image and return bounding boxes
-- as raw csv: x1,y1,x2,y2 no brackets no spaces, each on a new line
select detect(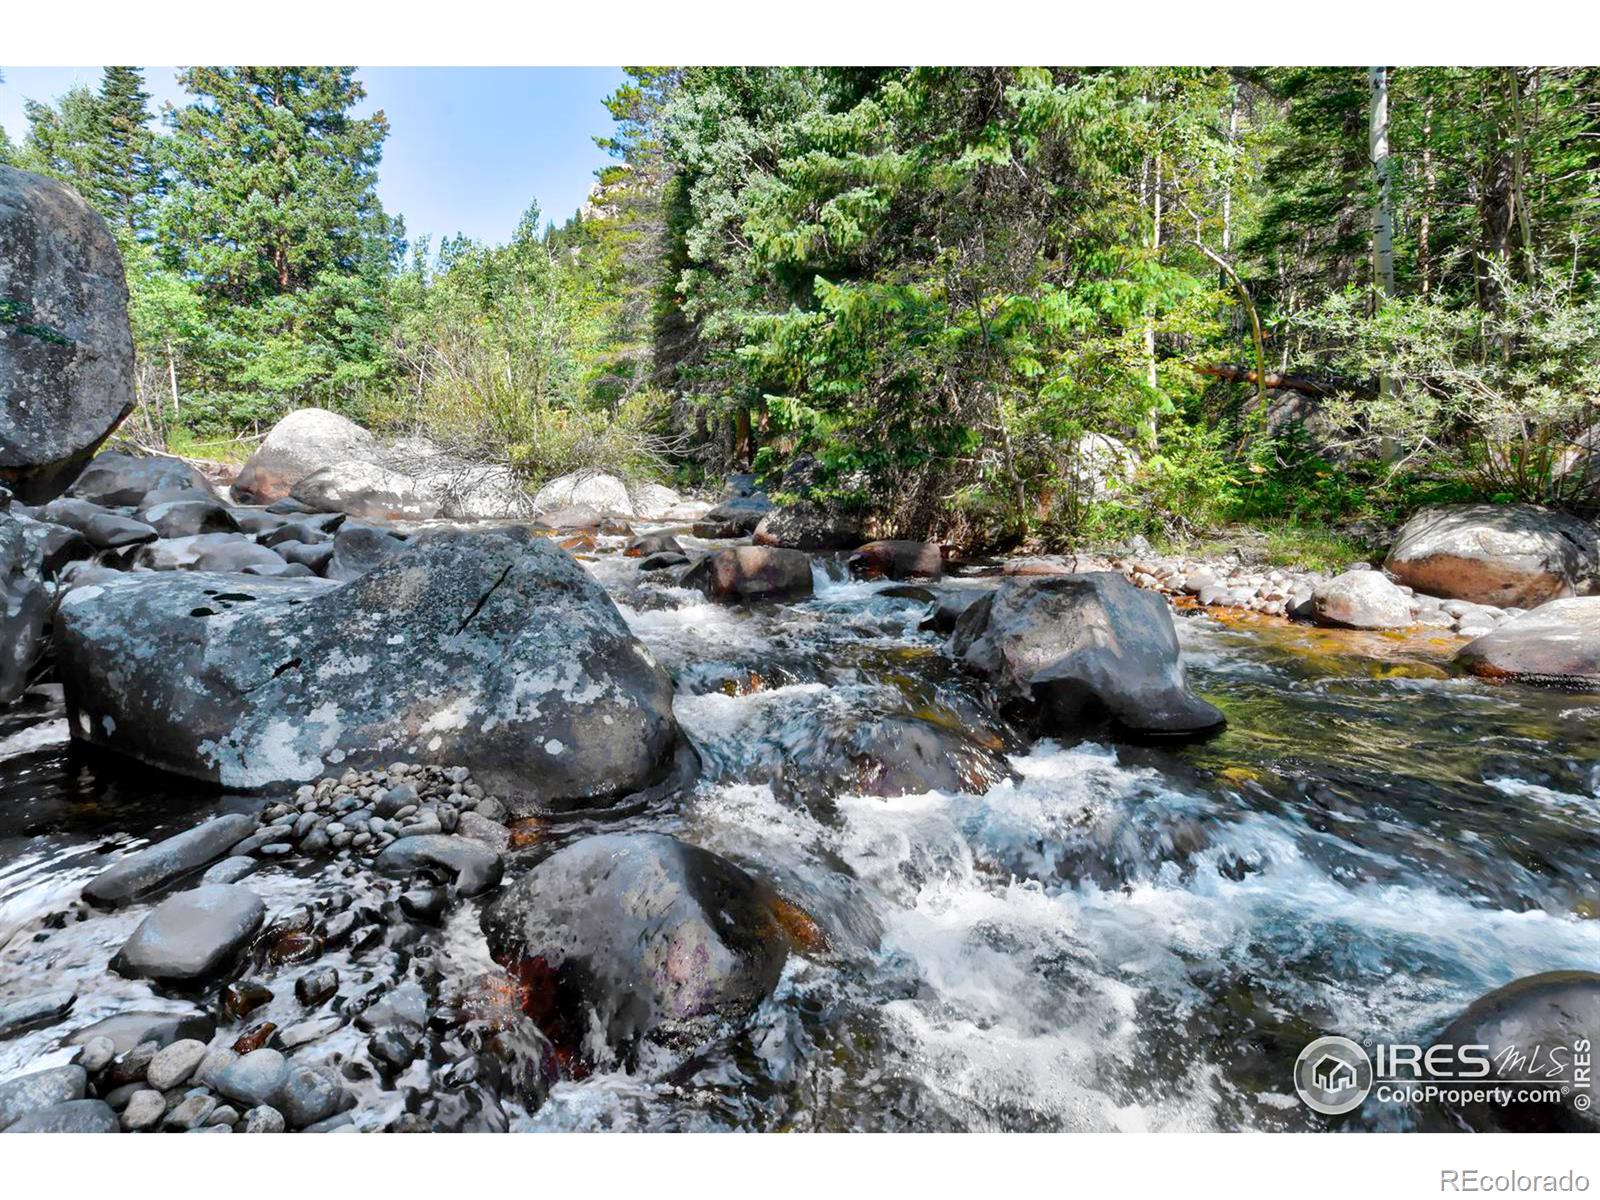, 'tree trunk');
166,339,180,419
1420,90,1436,295
1144,150,1162,447
1507,67,1537,278
1368,67,1397,301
